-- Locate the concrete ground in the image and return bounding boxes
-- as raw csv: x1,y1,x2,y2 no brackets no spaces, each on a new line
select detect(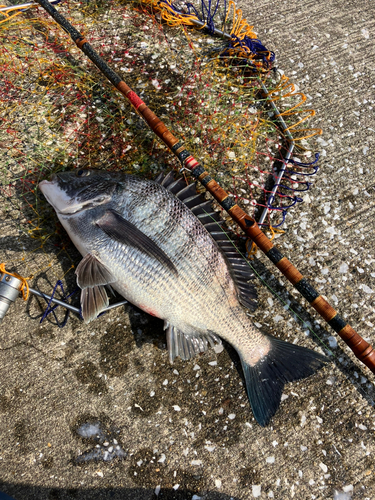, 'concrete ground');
0,0,374,499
